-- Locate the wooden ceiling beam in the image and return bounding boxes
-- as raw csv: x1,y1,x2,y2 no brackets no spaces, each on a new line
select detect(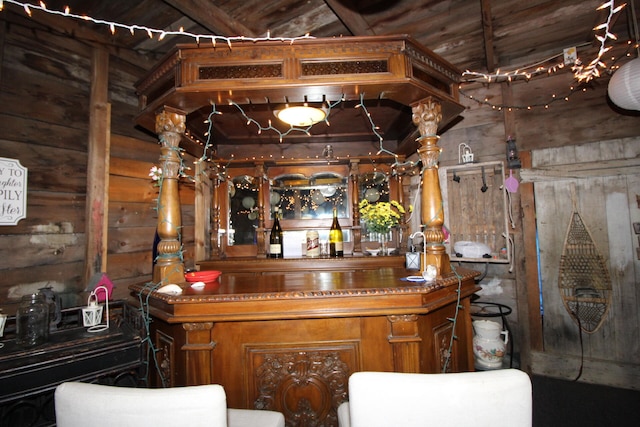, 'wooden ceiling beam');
480,0,496,72
324,0,376,36
162,0,258,37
